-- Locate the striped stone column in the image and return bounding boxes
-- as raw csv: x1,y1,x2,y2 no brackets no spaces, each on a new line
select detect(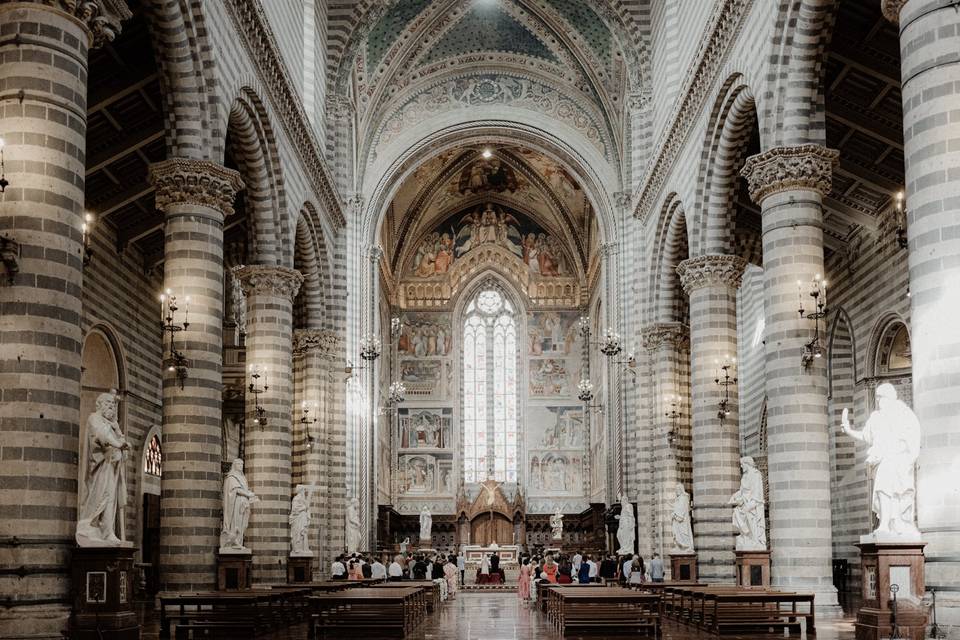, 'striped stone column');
741,145,840,612
884,0,960,624
0,4,128,635
641,323,690,572
235,265,302,582
150,159,243,592
677,255,747,582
